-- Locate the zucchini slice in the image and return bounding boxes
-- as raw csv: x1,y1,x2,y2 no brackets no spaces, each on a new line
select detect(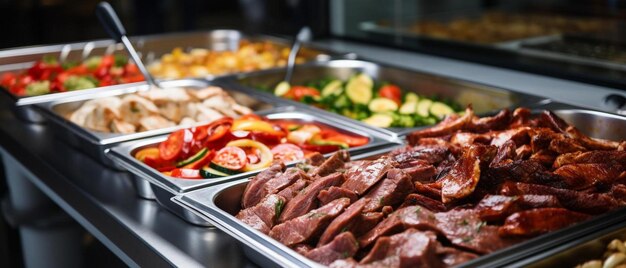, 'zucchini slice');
430,102,455,119
417,99,433,117
209,162,241,175
309,139,349,149
399,101,418,114
362,113,394,128
274,81,291,96
405,92,419,103
321,80,343,97
176,148,208,167
200,166,229,178
368,98,398,113
345,73,373,104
